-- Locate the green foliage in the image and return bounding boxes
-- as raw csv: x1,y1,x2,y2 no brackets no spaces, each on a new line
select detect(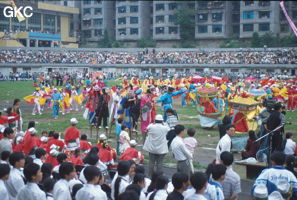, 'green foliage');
174,8,195,41
136,38,156,48
251,32,260,47
98,30,123,48
180,40,196,48
220,35,249,48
